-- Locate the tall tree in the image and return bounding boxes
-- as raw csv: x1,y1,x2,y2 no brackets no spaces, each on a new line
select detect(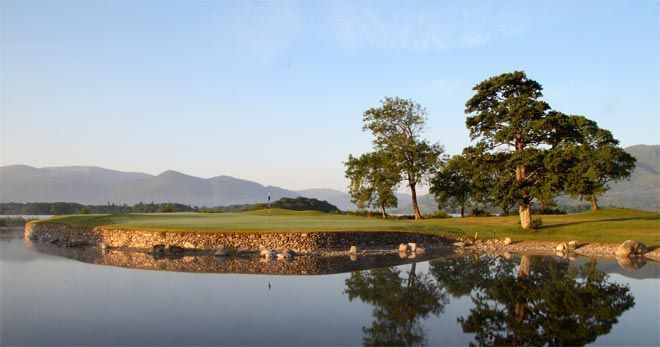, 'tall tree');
363,97,443,219
562,115,636,210
465,71,568,228
345,151,400,218
430,154,472,217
